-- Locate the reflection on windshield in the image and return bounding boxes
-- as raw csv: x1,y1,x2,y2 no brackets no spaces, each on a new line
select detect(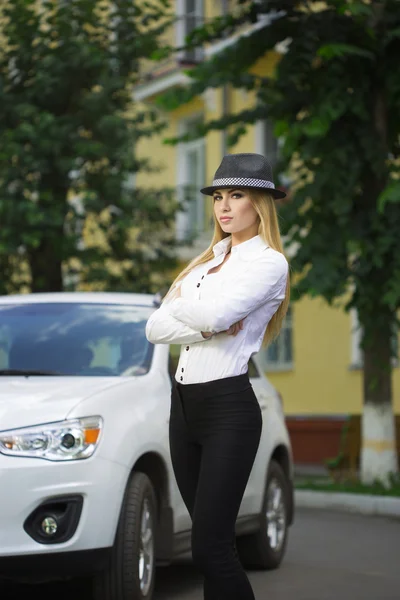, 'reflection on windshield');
0,302,154,377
